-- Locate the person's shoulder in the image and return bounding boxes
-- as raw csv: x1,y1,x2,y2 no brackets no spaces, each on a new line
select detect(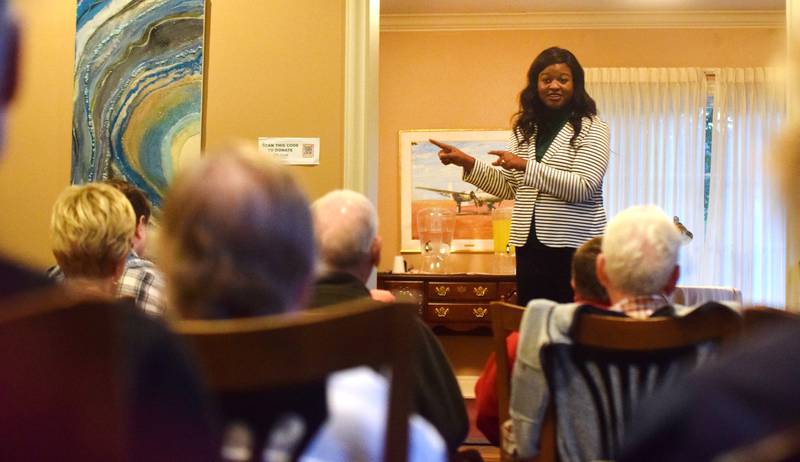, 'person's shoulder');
526,299,581,319
115,297,170,343
520,299,580,342
674,300,741,317
121,257,163,285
